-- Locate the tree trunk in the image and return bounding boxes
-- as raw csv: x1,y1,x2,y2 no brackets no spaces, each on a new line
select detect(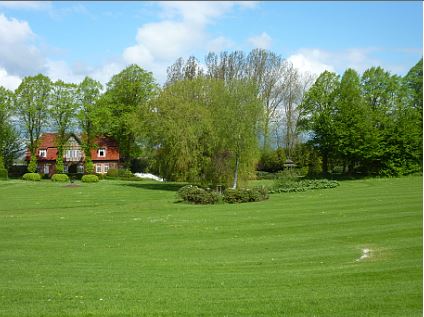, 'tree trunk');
232,154,240,189
322,153,328,177
262,119,269,152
